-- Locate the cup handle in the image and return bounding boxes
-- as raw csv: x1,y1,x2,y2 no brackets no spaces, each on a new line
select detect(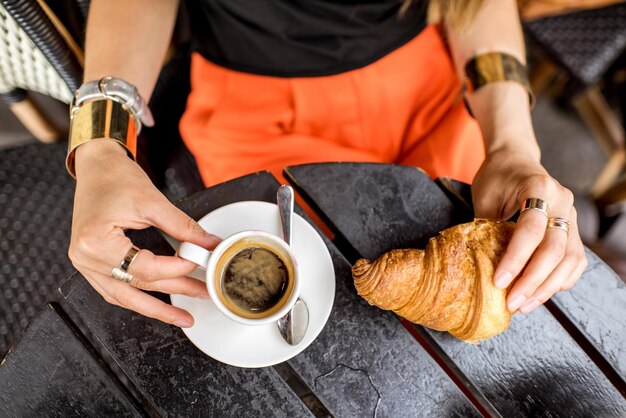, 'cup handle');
177,242,212,270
